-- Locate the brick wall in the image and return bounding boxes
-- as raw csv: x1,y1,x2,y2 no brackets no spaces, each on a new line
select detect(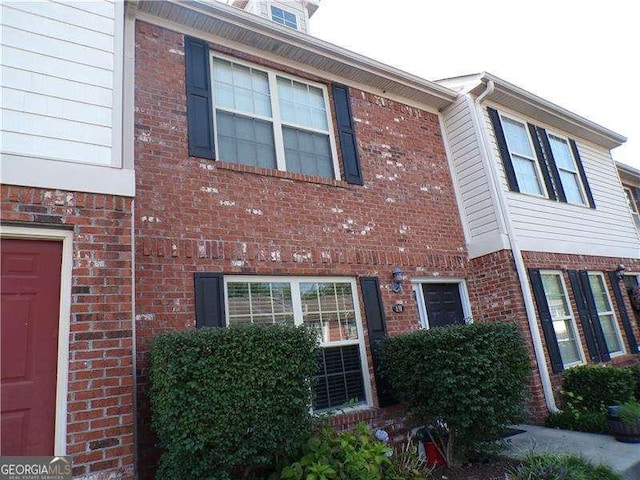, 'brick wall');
134,20,470,476
1,185,135,479
467,250,549,422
